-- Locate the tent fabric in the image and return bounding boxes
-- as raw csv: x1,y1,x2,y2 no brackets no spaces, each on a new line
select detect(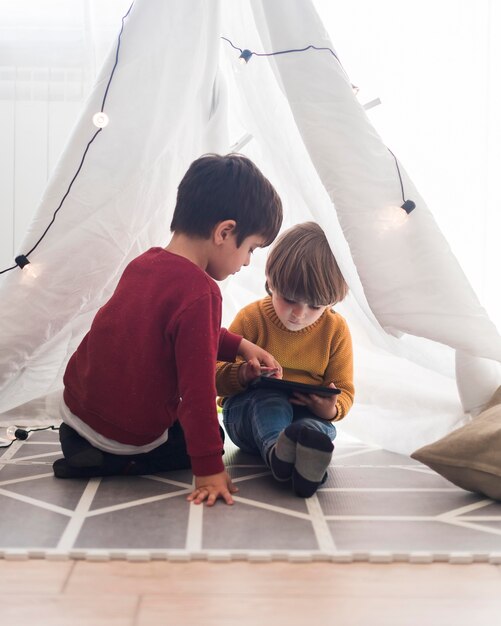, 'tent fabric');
0,0,500,454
